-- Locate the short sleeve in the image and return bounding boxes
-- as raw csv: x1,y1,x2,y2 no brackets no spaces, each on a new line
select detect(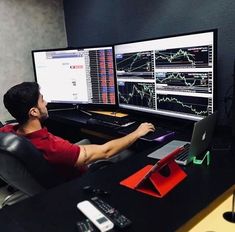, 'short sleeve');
27,129,81,167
